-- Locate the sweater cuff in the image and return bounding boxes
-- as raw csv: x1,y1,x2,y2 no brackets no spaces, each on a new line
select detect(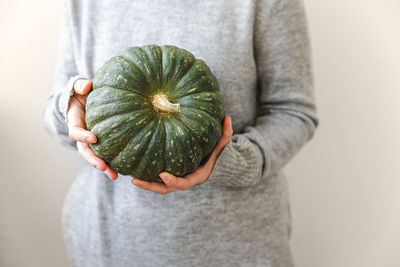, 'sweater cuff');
59,75,87,123
206,134,264,187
